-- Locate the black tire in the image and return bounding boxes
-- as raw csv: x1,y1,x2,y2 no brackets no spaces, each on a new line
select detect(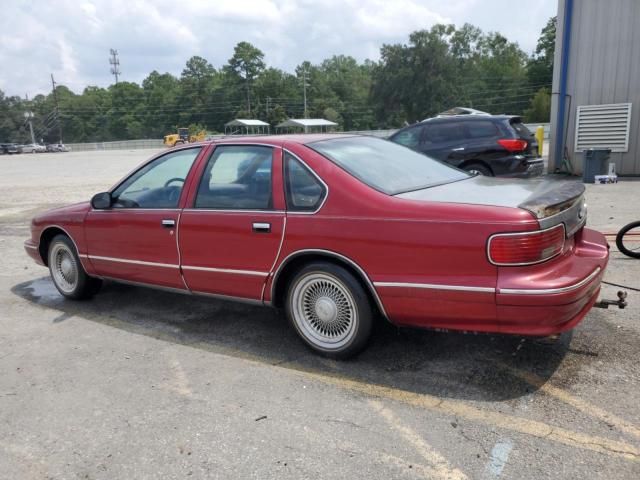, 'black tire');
616,221,640,259
285,262,373,359
462,162,493,176
48,234,102,299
